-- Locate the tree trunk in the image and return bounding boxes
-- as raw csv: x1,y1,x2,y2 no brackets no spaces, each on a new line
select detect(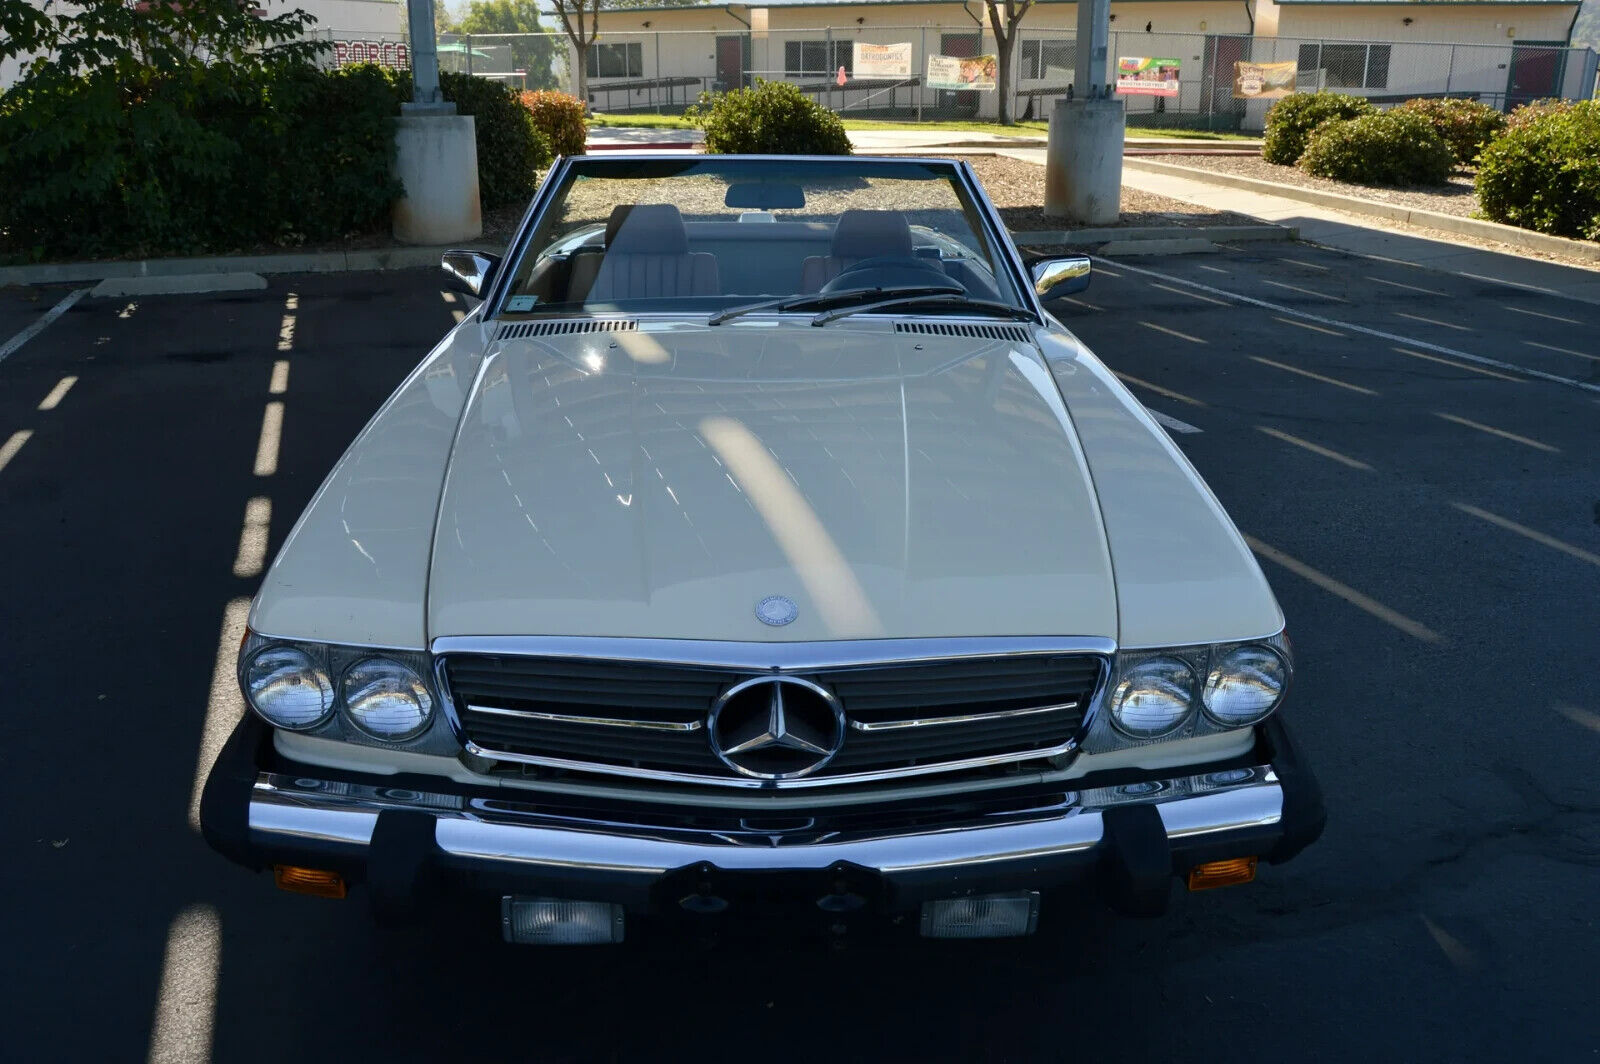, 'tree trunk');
996,35,1014,125
573,42,588,99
